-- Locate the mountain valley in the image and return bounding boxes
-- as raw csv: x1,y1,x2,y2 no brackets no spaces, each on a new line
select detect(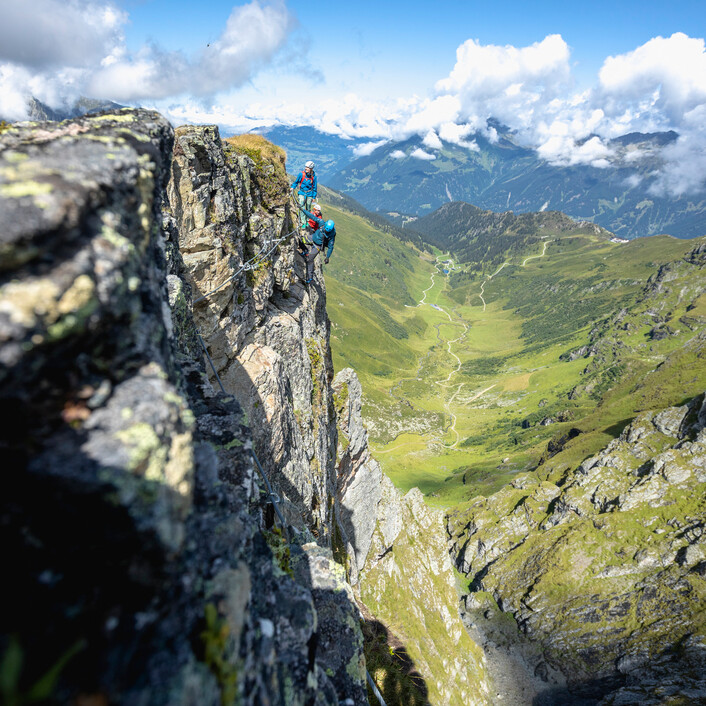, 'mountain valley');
320,185,706,703
2,106,705,705
322,192,706,503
